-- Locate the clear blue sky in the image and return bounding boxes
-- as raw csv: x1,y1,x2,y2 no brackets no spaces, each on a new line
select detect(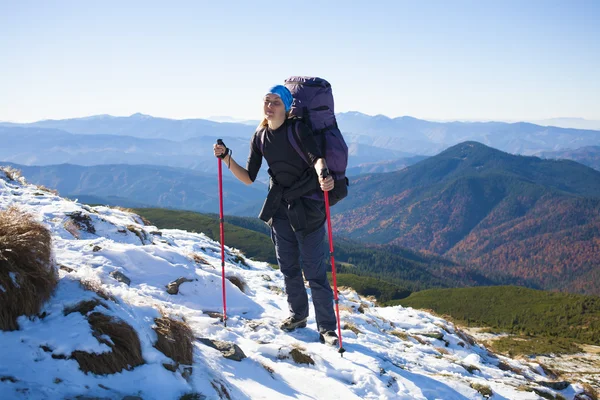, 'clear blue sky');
1,0,598,122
